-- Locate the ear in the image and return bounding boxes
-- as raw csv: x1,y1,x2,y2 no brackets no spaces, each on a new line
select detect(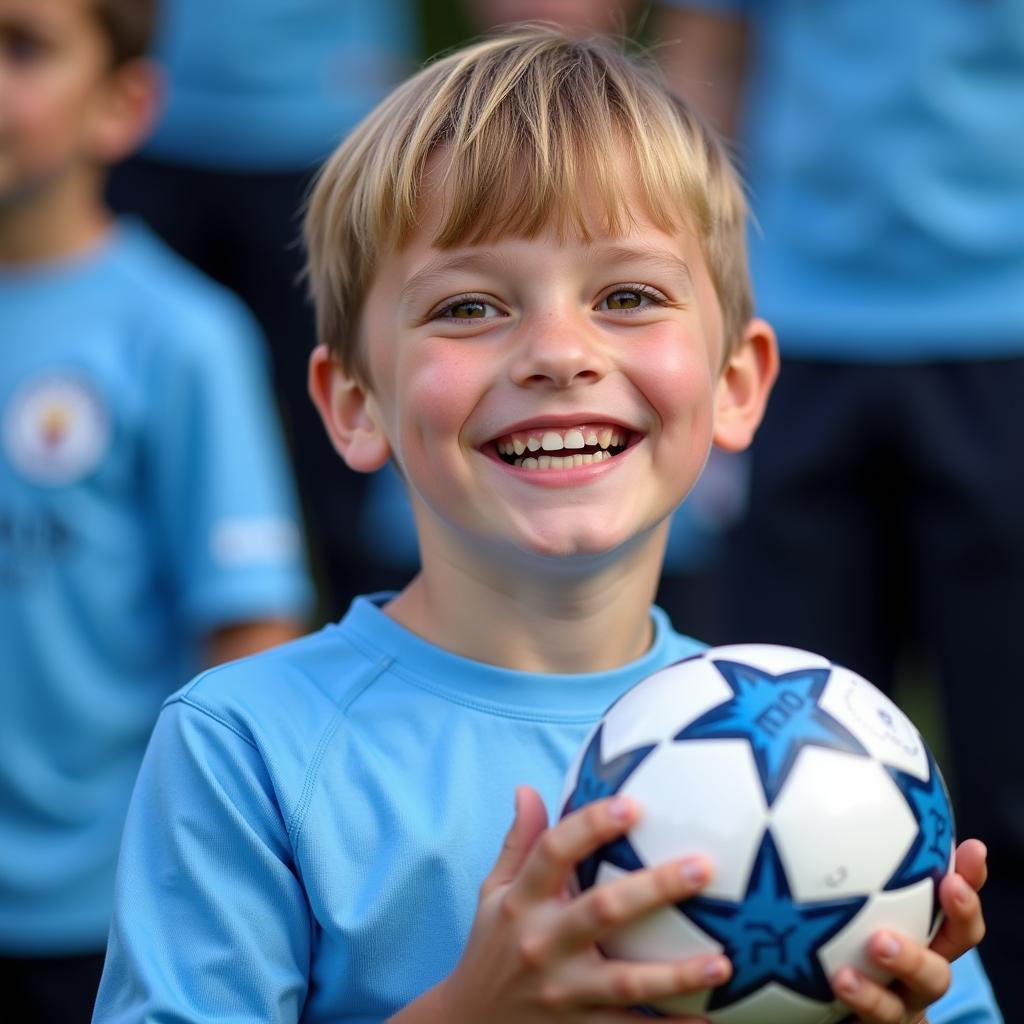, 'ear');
87,58,162,164
308,344,392,473
712,317,779,452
